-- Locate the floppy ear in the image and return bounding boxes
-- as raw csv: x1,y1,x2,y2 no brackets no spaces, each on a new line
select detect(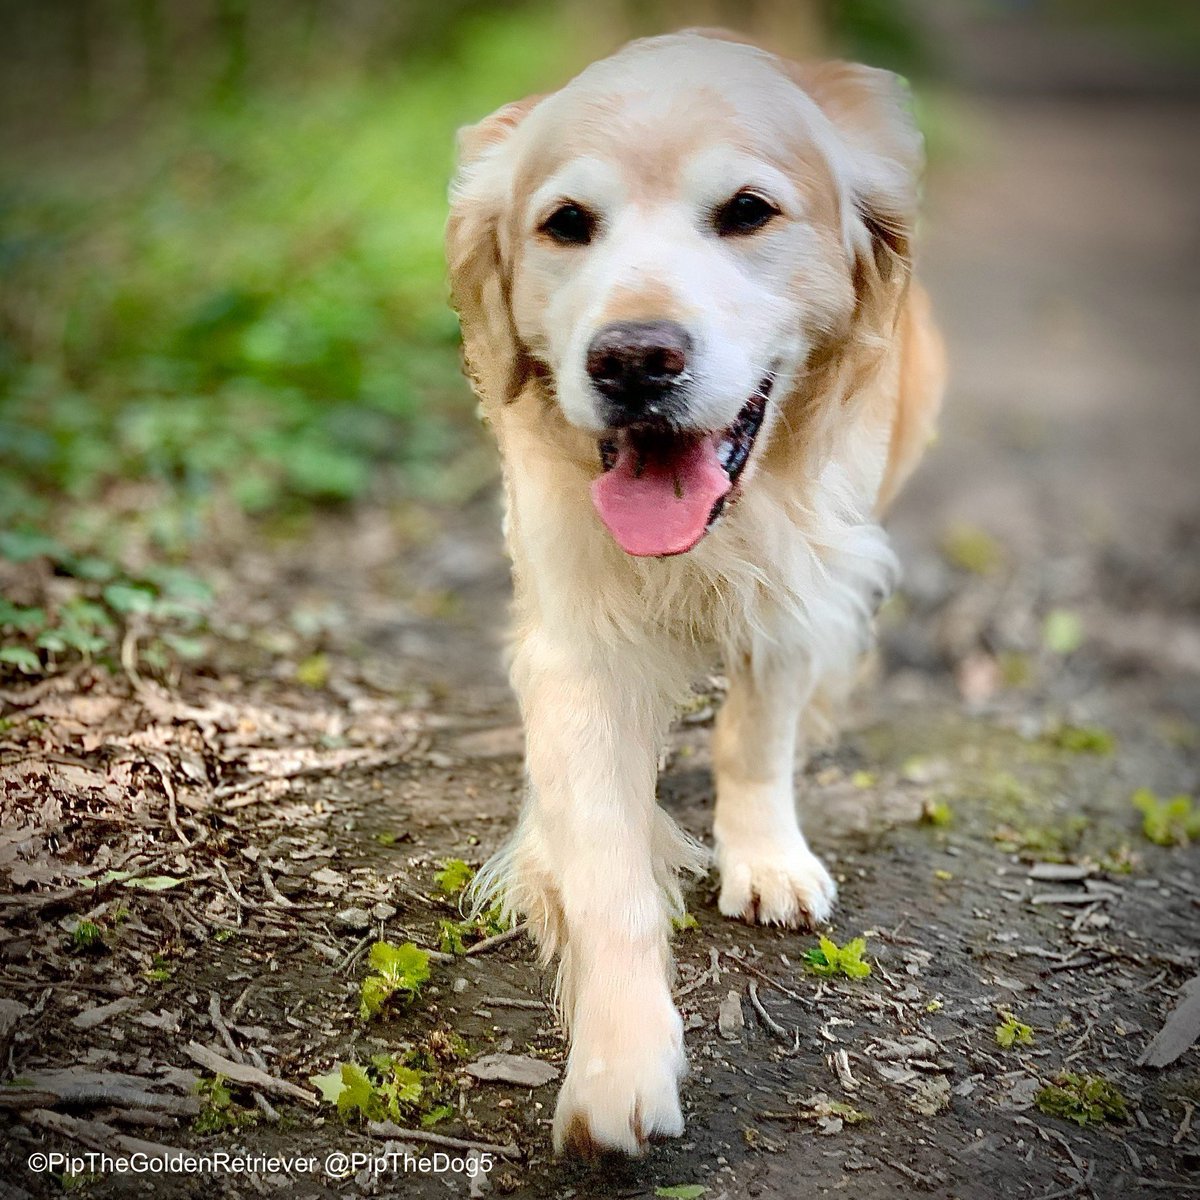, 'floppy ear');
445,96,544,410
792,61,923,323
